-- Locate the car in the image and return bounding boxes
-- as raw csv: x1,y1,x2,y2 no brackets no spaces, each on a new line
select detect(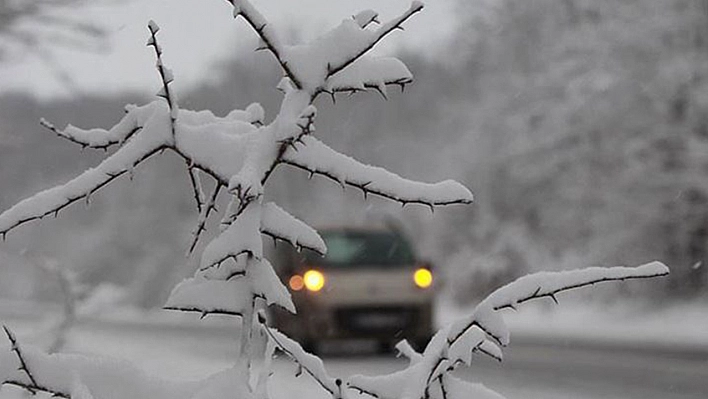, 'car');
270,226,435,352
